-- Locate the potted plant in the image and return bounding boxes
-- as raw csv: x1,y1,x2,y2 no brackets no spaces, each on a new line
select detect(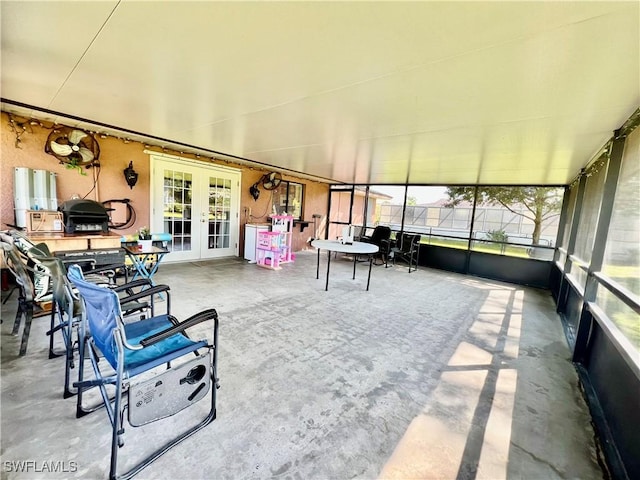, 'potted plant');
138,226,153,251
